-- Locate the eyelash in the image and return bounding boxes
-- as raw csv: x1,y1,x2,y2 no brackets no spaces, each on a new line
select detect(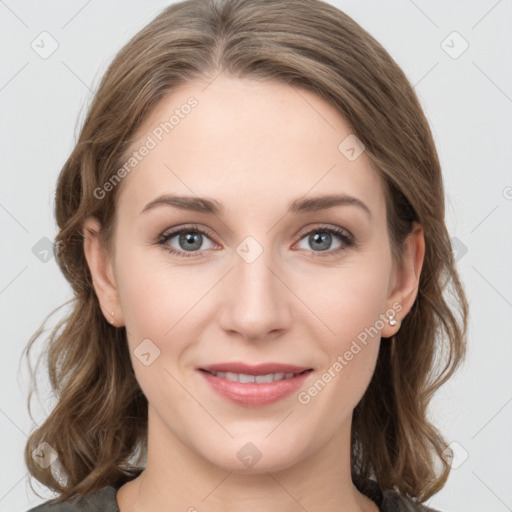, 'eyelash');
155,223,355,259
